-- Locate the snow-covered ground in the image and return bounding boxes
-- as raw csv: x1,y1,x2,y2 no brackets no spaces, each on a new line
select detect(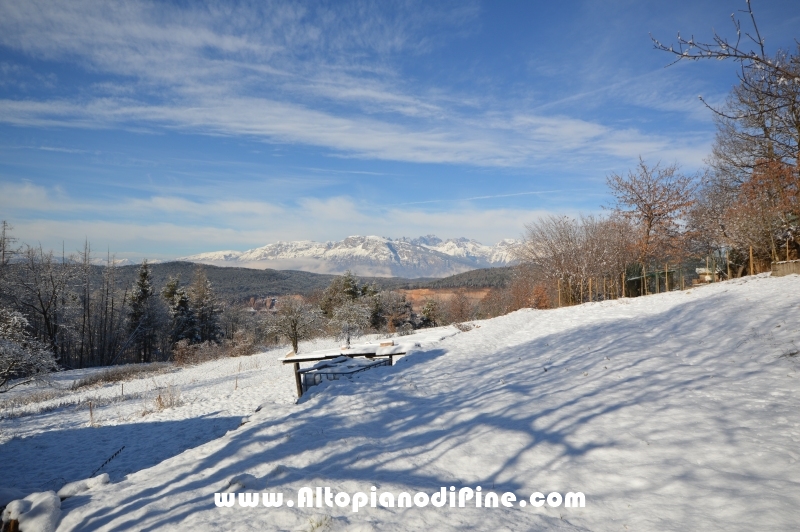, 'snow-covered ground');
2,274,799,531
